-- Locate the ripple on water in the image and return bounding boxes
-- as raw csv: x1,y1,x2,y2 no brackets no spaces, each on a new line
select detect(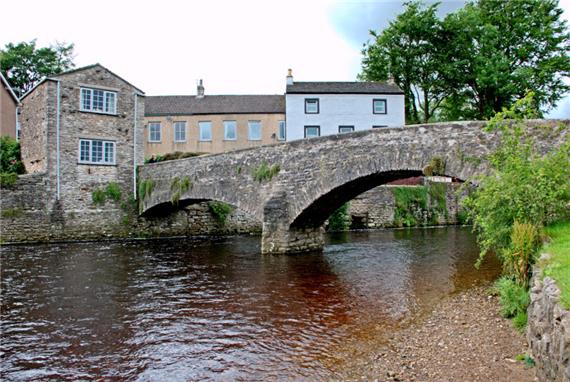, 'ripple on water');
0,227,500,381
